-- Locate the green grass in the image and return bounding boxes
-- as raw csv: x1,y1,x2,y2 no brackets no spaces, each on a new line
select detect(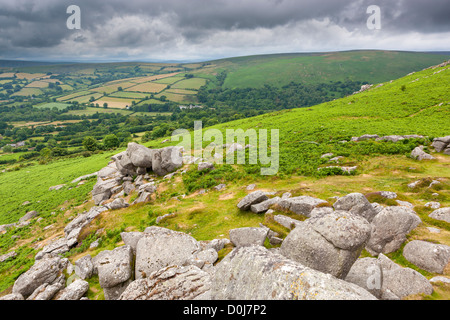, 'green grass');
34,102,70,110
0,151,118,225
214,51,450,89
